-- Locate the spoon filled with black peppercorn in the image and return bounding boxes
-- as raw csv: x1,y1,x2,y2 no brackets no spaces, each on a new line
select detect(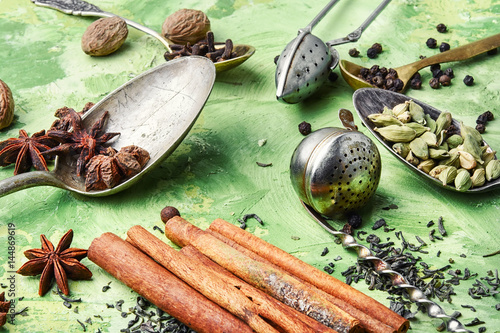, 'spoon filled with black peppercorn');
0,56,216,198
340,33,500,92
